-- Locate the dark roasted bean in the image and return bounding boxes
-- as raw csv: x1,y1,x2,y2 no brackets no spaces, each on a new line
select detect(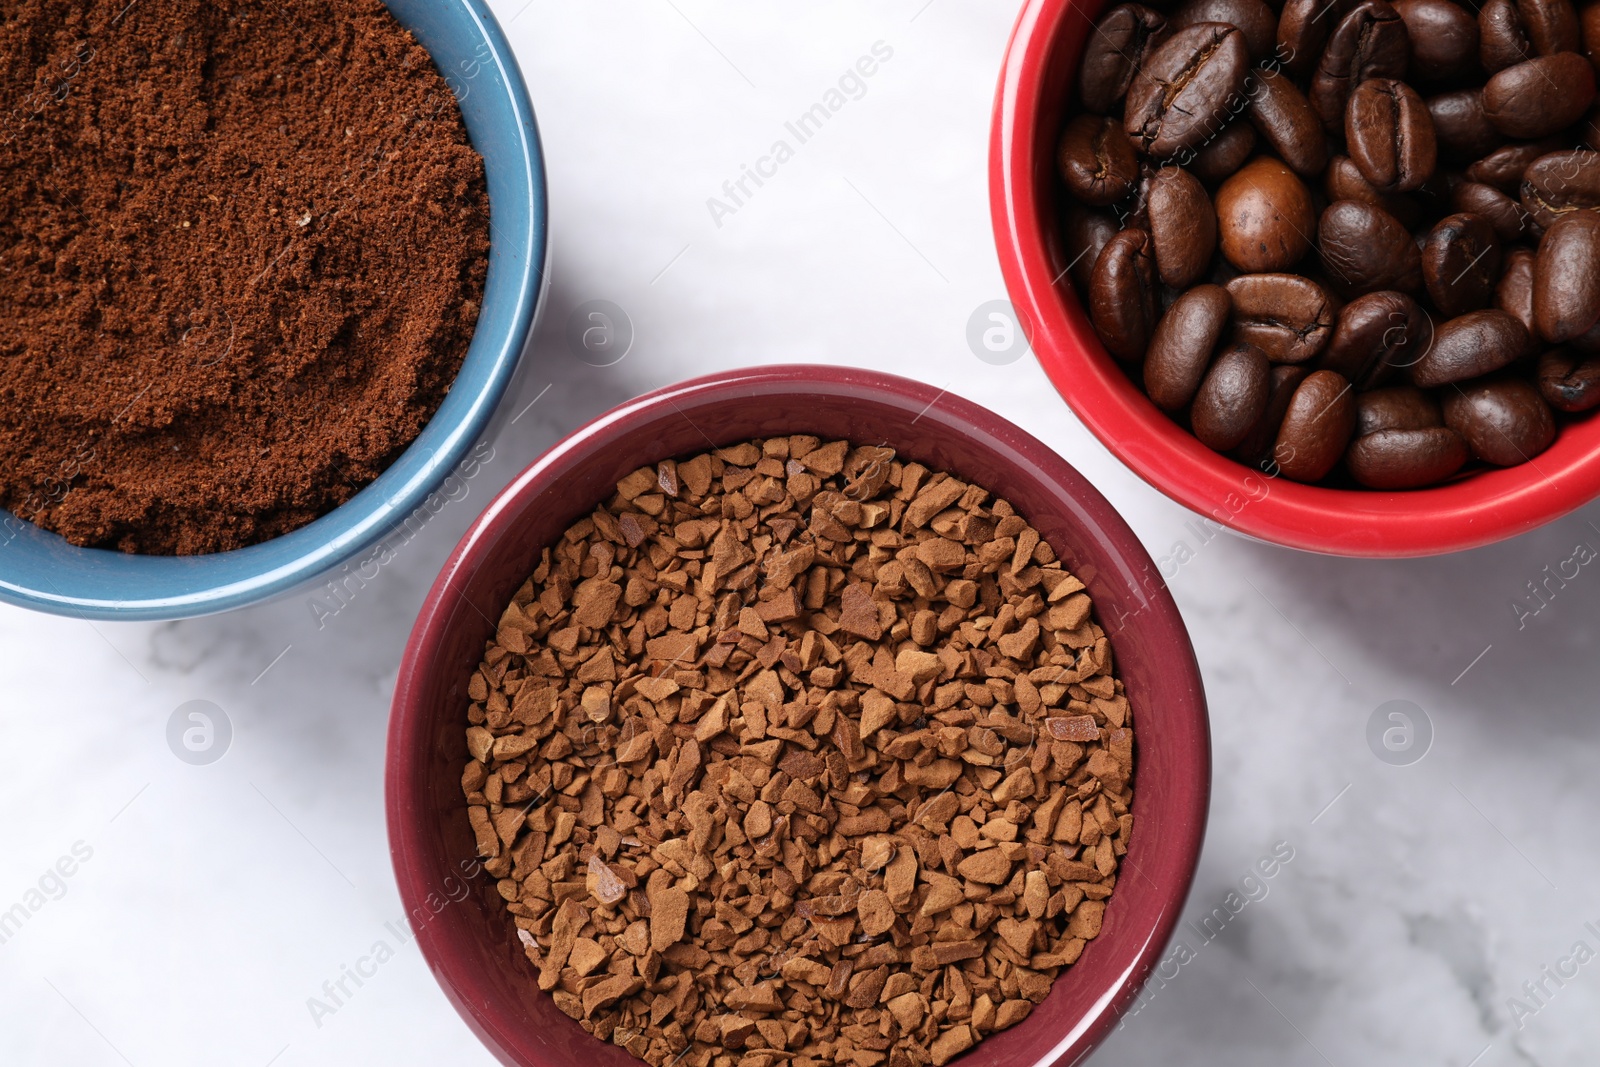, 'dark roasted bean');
1273,369,1357,481
1427,90,1504,162
1311,0,1412,132
1497,246,1539,337
1451,181,1530,242
1147,166,1218,288
1192,342,1272,450
1189,120,1258,183
1466,137,1564,191
1520,150,1600,231
1412,309,1530,386
1357,384,1445,435
1346,78,1437,192
1248,67,1328,175
1079,4,1169,114
1127,24,1252,158
1537,346,1600,410
1318,199,1424,293
1422,212,1502,317
1146,285,1233,409
1480,0,1534,70
1226,272,1337,361
1322,290,1433,386
1216,157,1318,271
1482,54,1597,139
1394,0,1481,83
1346,427,1469,487
1573,316,1600,354
1519,0,1582,55
1277,0,1351,80
1443,375,1556,464
1586,0,1600,67
1534,210,1600,341
1063,203,1121,292
1058,115,1141,207
1171,0,1280,60
1325,155,1423,227
1233,364,1311,464
1090,229,1161,361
